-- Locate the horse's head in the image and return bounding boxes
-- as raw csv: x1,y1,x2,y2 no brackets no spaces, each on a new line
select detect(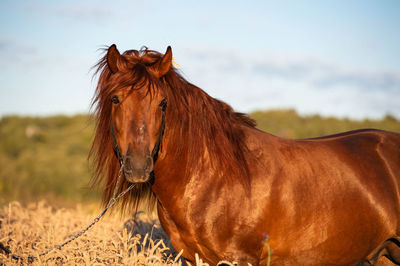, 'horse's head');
105,44,172,183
